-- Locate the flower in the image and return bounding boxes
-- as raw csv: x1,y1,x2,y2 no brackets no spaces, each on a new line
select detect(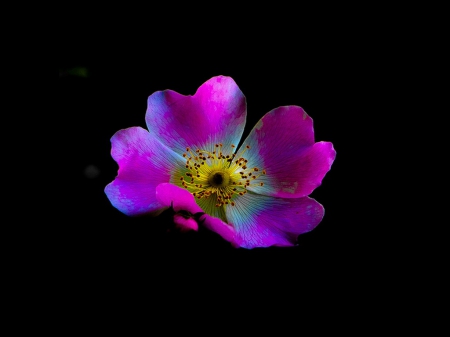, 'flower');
105,75,336,249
